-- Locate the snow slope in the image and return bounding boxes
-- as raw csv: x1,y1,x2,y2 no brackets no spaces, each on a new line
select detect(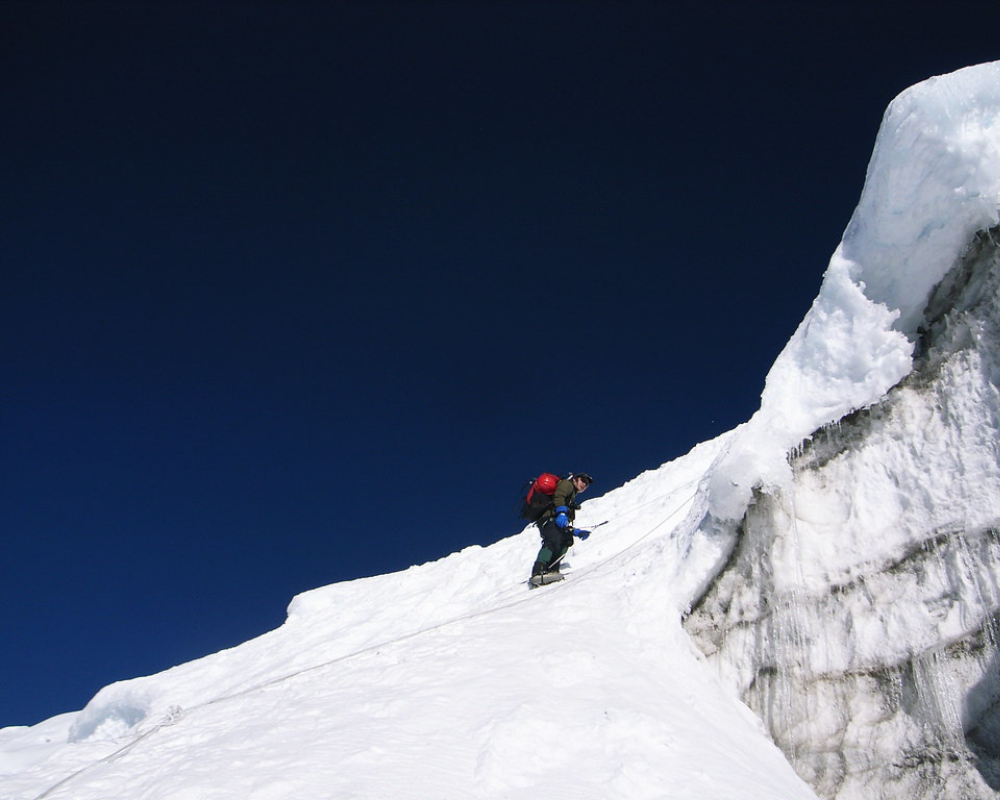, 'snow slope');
1,437,817,799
